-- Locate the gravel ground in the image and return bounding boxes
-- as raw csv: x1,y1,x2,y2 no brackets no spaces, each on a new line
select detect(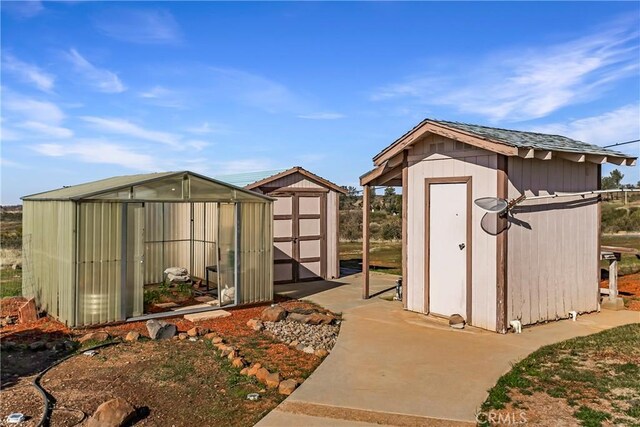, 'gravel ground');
262,320,339,351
